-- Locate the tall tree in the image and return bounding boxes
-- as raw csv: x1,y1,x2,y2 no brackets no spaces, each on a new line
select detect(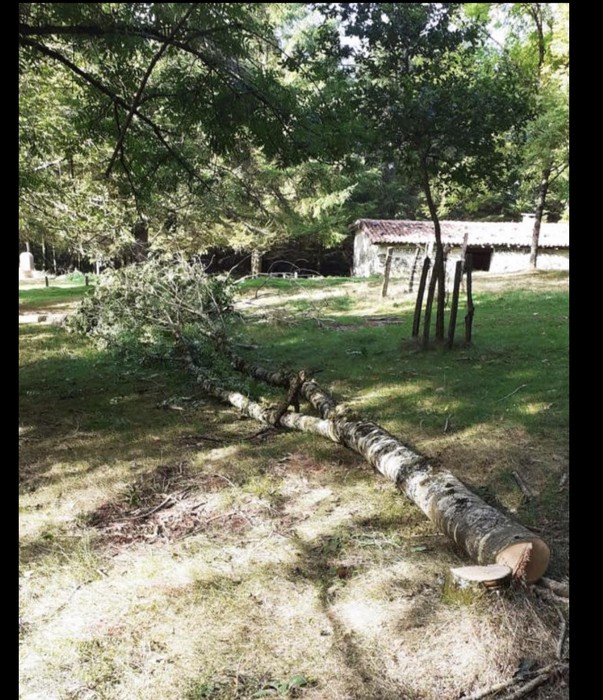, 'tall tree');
311,3,529,345
483,3,569,267
519,3,569,268
18,4,313,262
20,3,372,269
